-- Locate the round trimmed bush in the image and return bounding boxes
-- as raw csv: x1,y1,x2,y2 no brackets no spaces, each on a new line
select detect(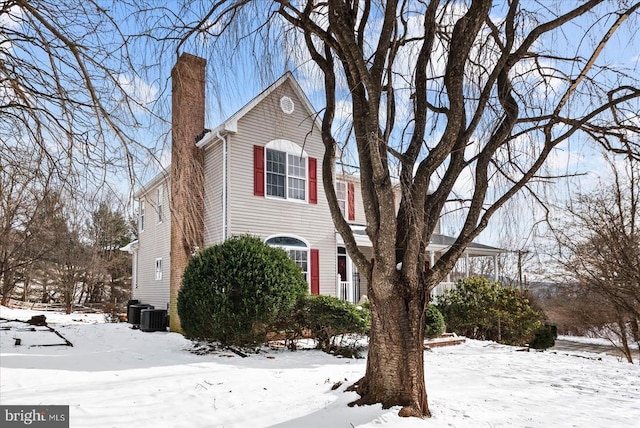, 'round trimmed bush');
177,235,308,345
424,304,446,339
